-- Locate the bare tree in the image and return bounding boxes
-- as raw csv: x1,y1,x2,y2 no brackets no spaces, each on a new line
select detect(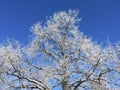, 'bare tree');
0,10,120,90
